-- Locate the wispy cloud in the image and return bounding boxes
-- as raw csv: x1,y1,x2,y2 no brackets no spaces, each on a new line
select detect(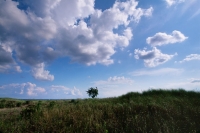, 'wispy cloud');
180,0,198,16
179,54,200,63
131,68,183,76
166,80,200,91
51,85,82,96
189,8,200,20
165,0,185,7
93,76,135,97
94,76,134,86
